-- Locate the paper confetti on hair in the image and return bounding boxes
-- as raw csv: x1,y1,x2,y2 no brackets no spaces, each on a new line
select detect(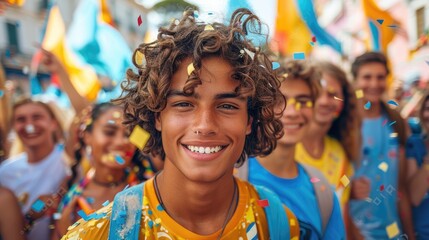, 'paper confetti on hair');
378,162,389,172
129,125,150,150
334,96,343,101
187,63,195,76
204,25,214,31
244,48,255,60
355,90,364,99
387,100,399,107
272,62,280,70
364,101,371,110
388,121,397,127
137,15,142,26
340,175,350,187
257,199,269,207
134,51,144,66
310,177,320,183
376,19,384,25
293,52,305,60
386,222,400,239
